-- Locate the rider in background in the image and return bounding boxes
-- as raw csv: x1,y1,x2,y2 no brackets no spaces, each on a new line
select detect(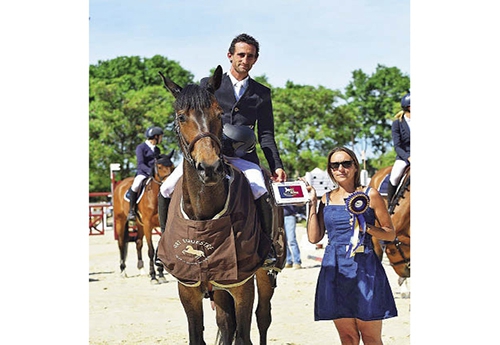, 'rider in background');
387,92,411,205
127,126,163,221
